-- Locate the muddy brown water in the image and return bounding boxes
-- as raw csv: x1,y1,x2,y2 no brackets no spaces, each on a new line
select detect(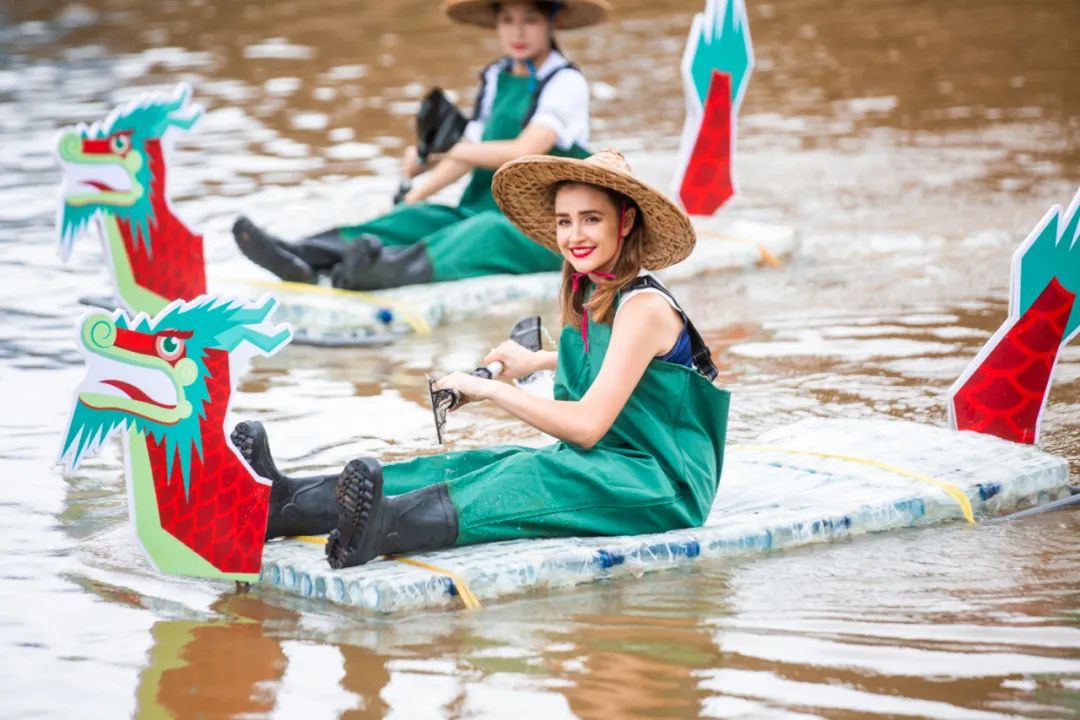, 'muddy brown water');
1,0,1078,717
